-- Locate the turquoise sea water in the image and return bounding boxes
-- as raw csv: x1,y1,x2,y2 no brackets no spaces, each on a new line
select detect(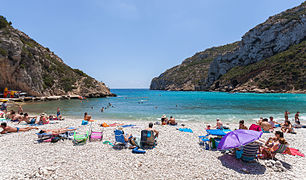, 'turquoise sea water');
22,89,306,123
